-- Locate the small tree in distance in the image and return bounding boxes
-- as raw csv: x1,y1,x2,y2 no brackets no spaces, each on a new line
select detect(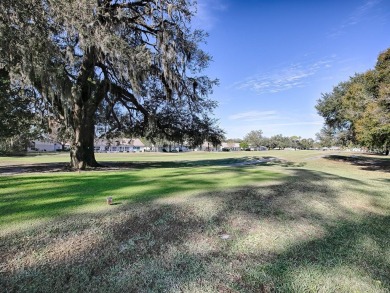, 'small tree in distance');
243,130,264,148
